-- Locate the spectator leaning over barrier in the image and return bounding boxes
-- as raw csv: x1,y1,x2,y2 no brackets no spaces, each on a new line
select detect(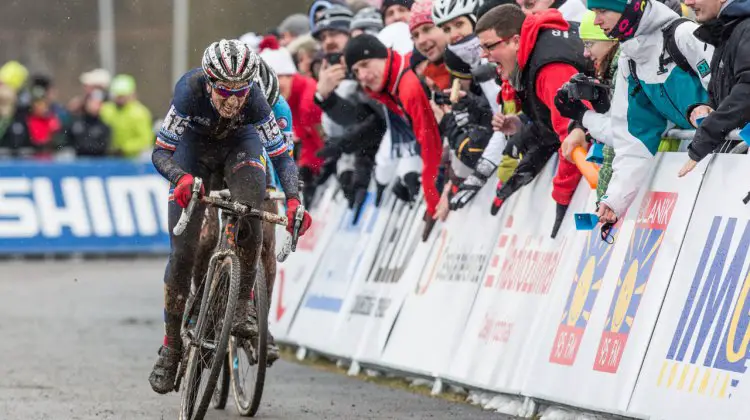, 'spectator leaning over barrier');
312,4,389,215
433,48,494,220
520,0,588,22
475,6,590,237
556,11,620,204
430,0,514,212
100,74,154,159
278,13,311,47
345,34,443,238
678,0,750,177
260,46,325,204
589,0,713,224
67,89,111,157
409,0,453,90
381,0,414,25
